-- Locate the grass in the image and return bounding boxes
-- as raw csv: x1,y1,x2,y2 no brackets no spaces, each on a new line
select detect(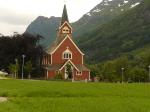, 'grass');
0,79,150,112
